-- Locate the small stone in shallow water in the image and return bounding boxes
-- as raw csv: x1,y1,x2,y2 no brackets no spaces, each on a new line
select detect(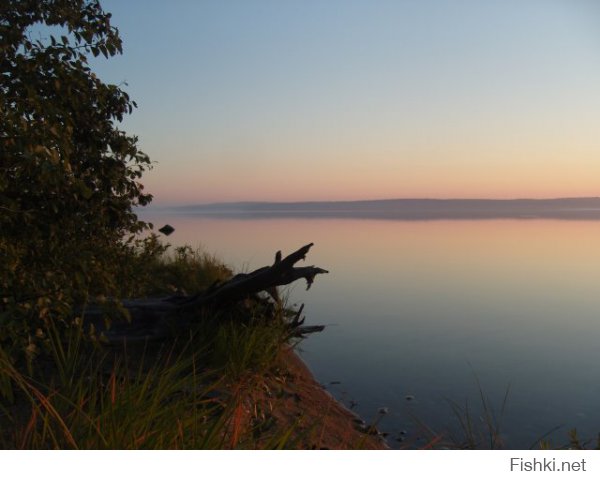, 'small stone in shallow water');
405,395,415,401
158,224,175,236
378,407,389,414
400,430,408,436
